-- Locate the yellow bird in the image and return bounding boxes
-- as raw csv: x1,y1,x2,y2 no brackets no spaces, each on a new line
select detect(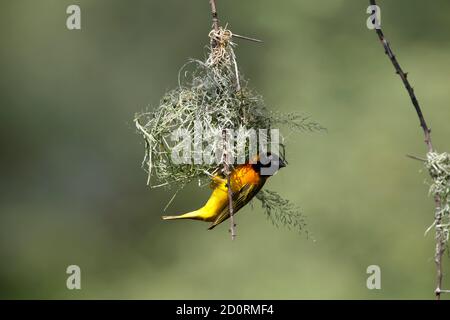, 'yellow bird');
162,153,286,229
